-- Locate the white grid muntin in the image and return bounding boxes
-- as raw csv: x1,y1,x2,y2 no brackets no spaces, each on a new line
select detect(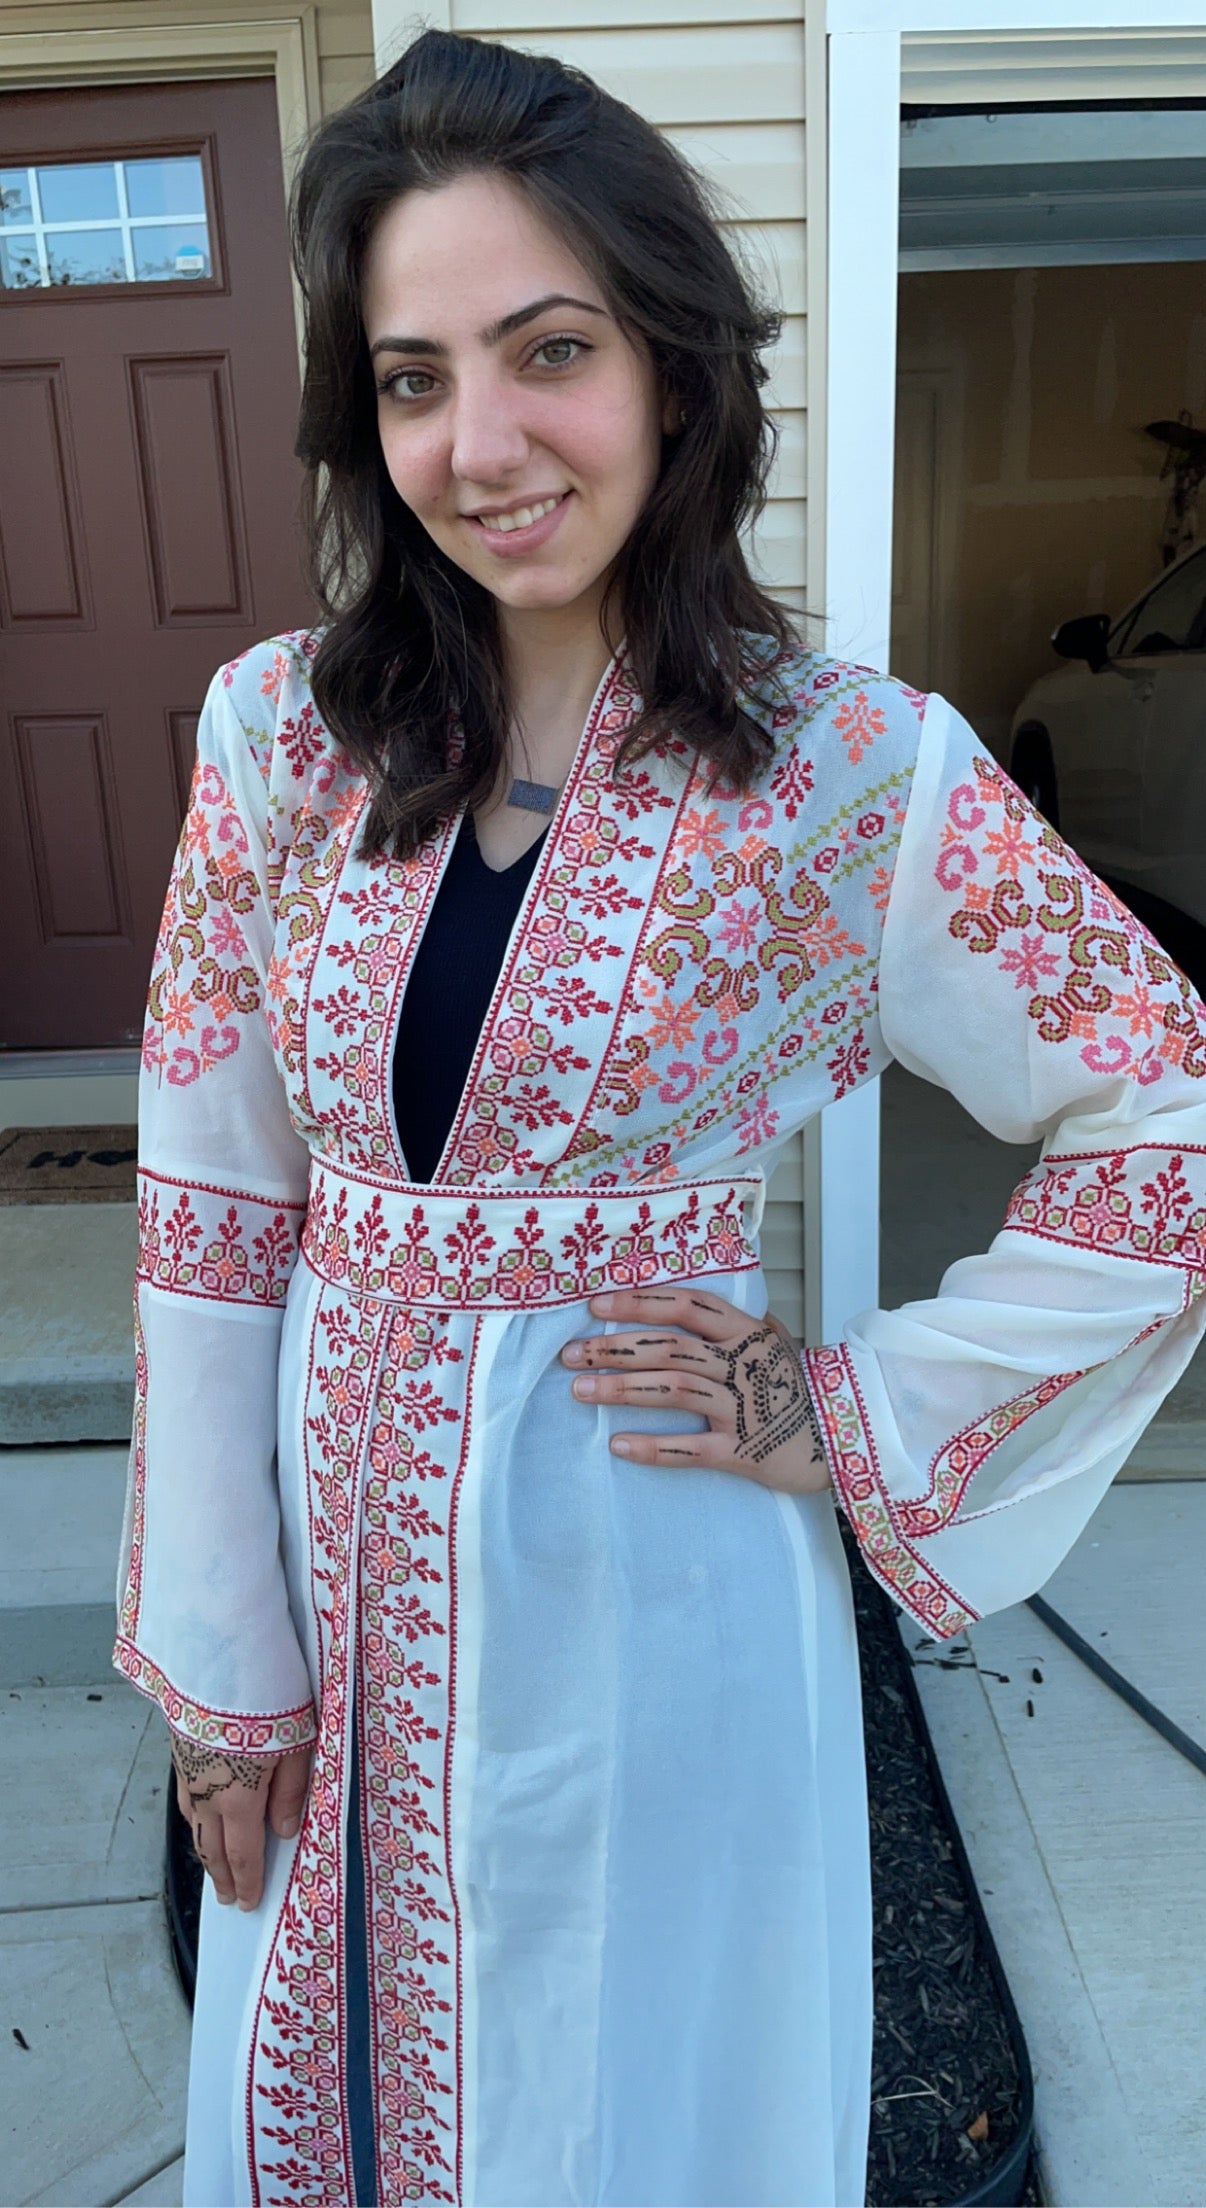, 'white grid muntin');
0,155,210,287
